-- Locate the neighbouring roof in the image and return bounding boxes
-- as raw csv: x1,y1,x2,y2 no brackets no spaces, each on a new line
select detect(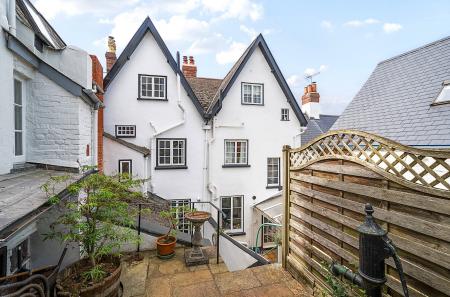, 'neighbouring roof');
186,77,222,111
103,17,205,117
16,0,66,50
332,36,450,147
5,33,102,108
204,34,308,126
302,114,339,144
104,132,151,156
0,169,82,240
253,191,283,224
